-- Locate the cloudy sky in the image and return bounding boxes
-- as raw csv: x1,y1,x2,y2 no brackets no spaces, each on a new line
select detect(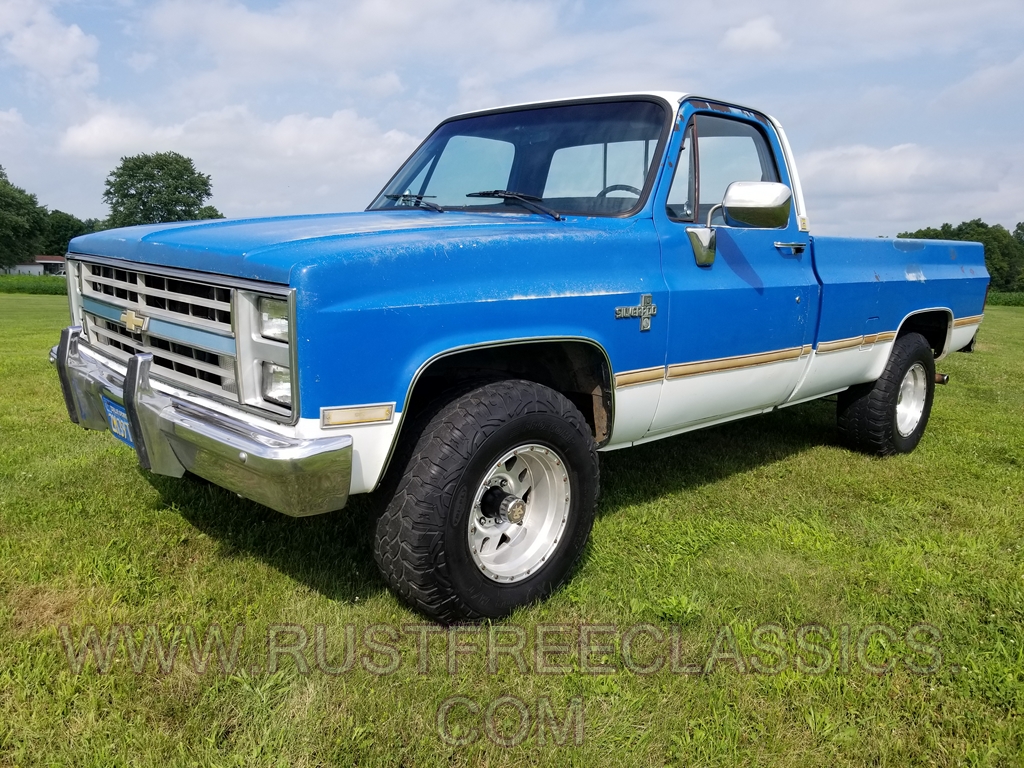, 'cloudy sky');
1,0,1023,236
